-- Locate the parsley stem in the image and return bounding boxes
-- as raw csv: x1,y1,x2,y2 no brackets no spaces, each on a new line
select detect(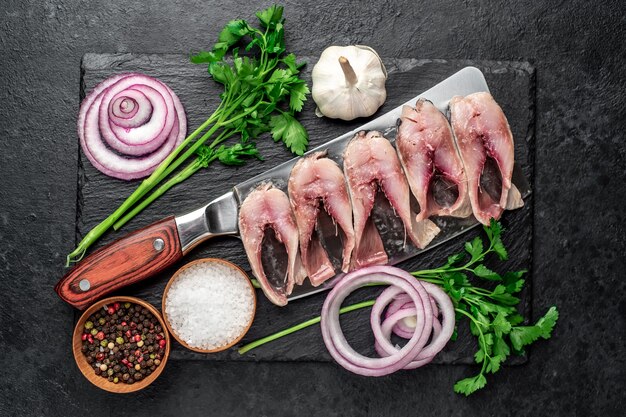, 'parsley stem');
454,308,489,375
66,112,223,265
113,129,235,229
238,300,375,355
